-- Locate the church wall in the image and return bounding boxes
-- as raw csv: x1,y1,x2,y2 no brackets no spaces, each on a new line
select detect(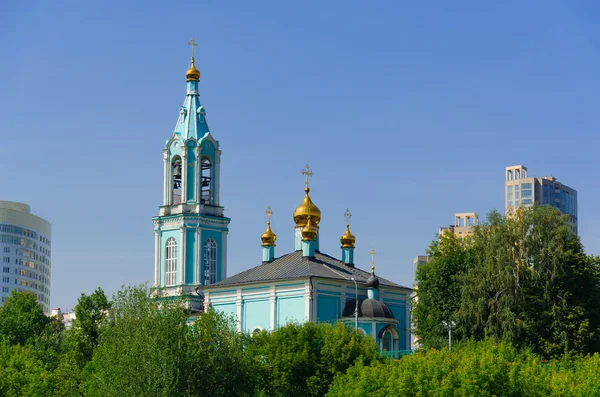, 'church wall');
277,296,305,327
316,294,340,323
185,229,196,284
243,298,270,332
